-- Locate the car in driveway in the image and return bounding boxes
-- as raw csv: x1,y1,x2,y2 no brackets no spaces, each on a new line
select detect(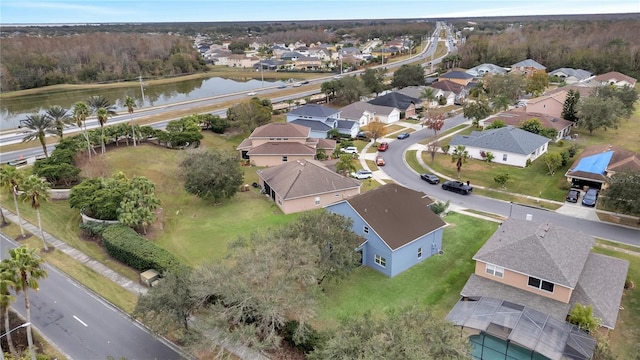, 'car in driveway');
376,156,385,166
397,132,410,139
581,188,598,207
420,173,440,184
441,180,473,195
566,189,580,203
355,131,370,140
351,169,373,180
340,146,358,154
377,142,389,152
